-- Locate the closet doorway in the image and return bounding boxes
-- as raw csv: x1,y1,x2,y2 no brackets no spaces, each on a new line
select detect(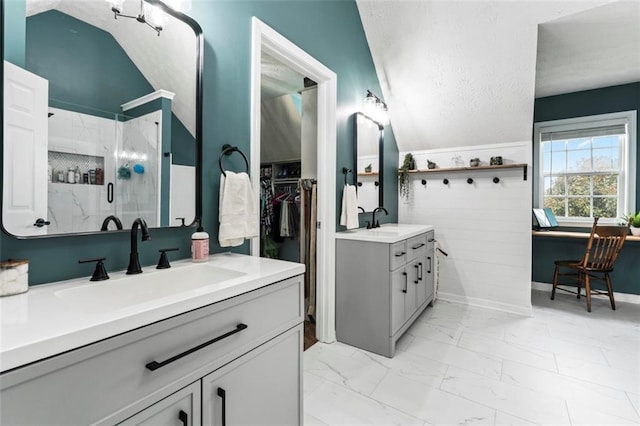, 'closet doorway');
259,53,318,349
250,18,337,344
